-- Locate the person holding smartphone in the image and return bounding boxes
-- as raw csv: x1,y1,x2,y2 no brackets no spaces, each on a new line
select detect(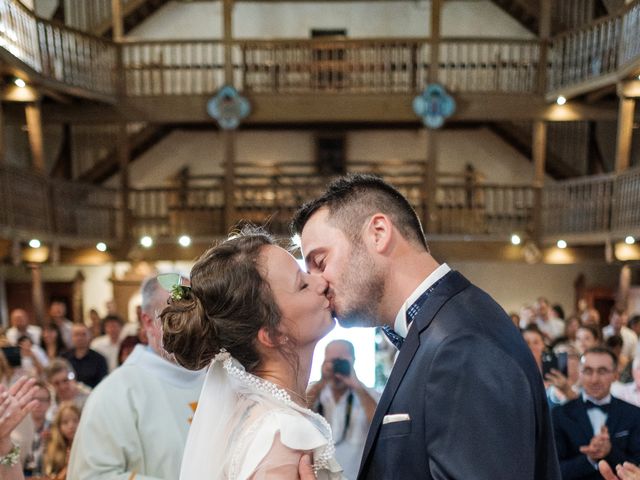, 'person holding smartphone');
307,340,379,480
